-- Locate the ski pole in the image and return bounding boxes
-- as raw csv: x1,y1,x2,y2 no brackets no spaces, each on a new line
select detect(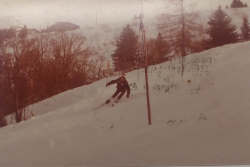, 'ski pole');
94,77,109,100
96,86,106,99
